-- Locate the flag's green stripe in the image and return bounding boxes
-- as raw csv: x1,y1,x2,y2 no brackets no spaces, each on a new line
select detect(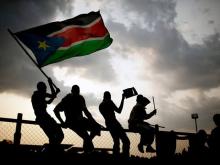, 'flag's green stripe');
42,35,112,66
